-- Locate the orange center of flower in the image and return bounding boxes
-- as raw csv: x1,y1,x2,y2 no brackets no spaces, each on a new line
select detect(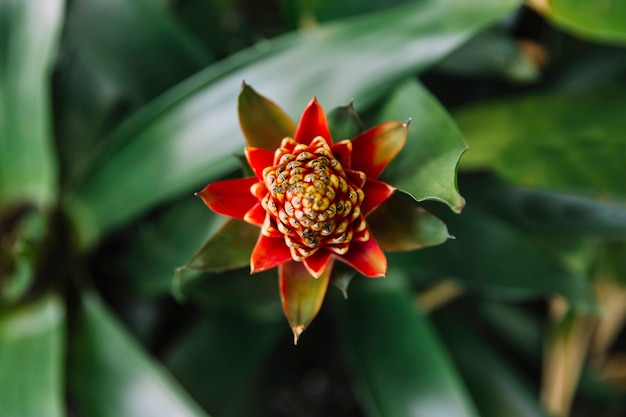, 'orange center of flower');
259,136,369,261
